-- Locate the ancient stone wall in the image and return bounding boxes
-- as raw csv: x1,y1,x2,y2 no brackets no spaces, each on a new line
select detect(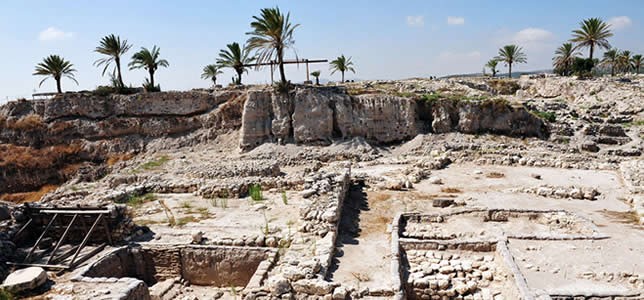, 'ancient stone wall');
180,246,273,287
